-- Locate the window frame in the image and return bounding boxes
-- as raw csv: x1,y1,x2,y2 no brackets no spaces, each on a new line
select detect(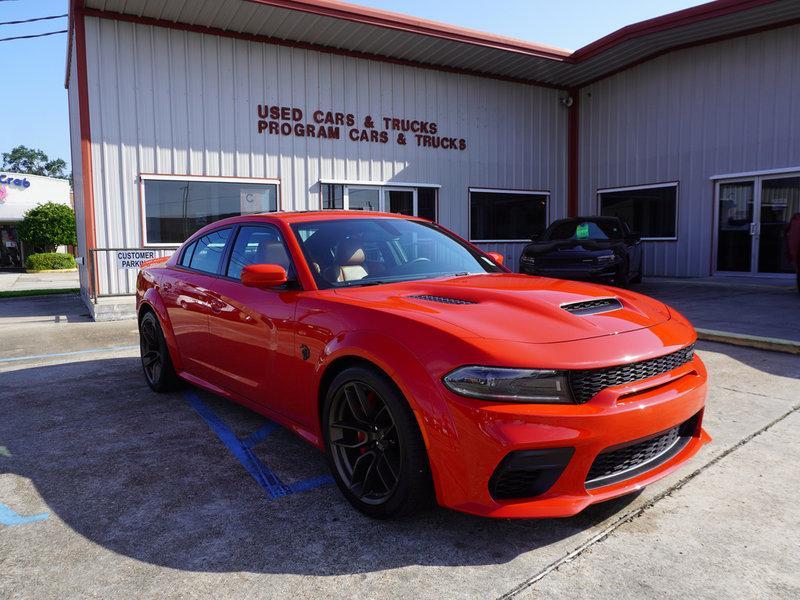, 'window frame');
468,187,551,243
596,181,679,242
220,223,299,288
138,173,282,248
